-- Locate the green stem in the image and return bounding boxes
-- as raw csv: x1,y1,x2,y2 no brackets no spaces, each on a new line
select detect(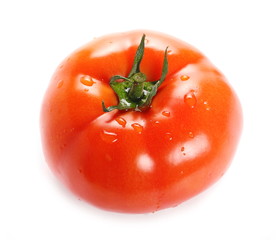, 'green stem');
128,72,146,101
102,35,169,112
